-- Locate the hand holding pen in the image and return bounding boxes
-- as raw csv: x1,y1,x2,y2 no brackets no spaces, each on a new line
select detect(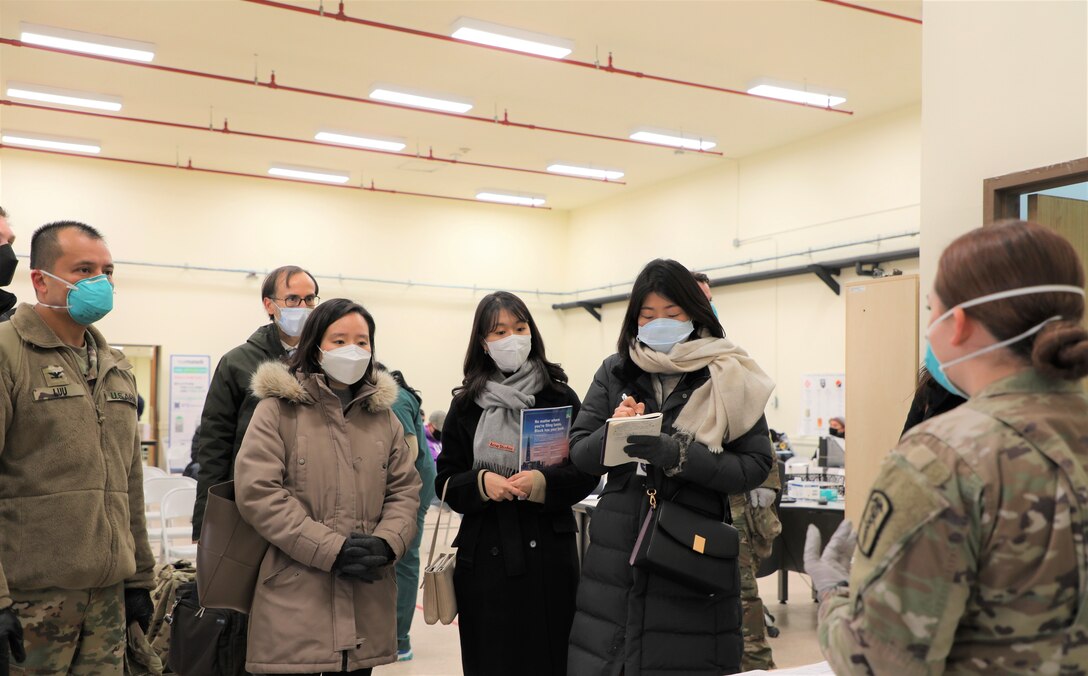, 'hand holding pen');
612,392,645,418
